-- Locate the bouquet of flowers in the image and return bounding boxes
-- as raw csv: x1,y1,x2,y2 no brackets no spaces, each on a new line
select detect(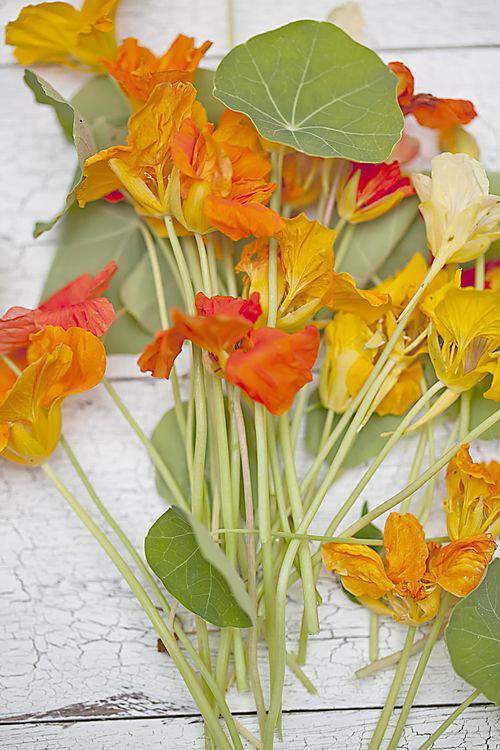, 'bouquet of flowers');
2,2,499,748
